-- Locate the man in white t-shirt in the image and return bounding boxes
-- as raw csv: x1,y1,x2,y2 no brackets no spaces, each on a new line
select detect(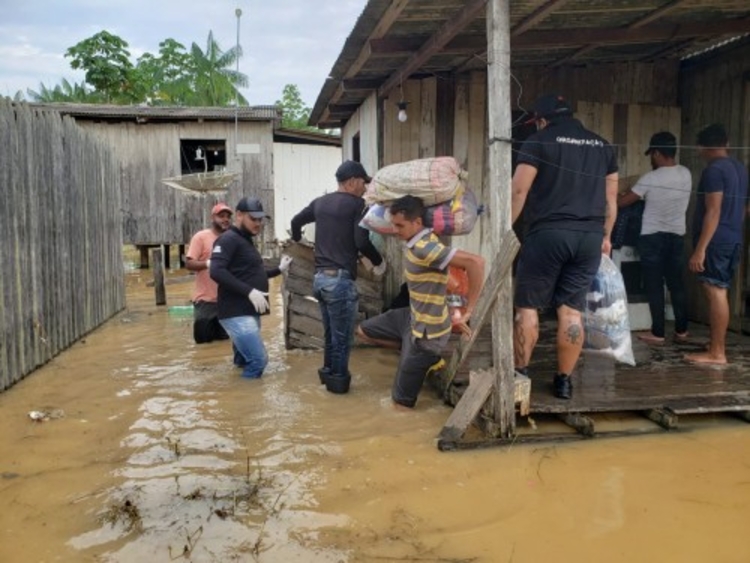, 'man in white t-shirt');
619,131,692,344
